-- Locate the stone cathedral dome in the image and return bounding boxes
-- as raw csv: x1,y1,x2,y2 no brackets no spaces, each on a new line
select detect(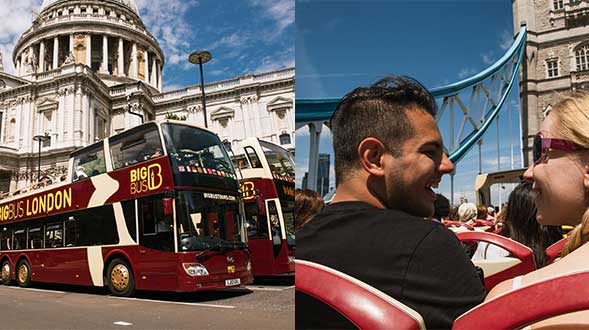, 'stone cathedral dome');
13,0,164,91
